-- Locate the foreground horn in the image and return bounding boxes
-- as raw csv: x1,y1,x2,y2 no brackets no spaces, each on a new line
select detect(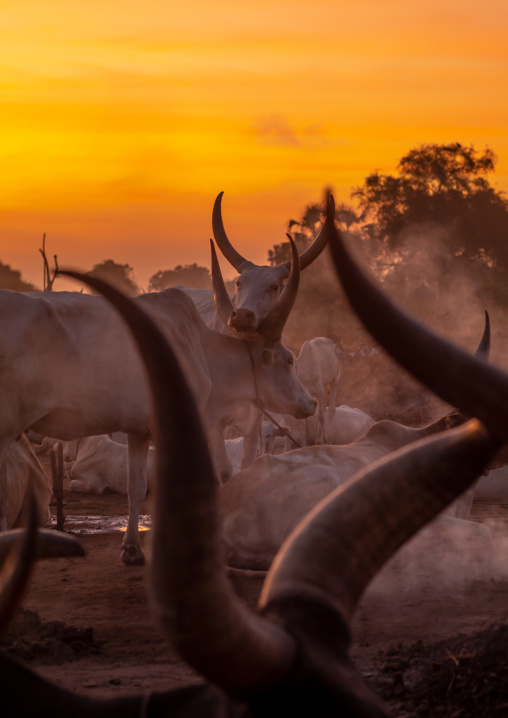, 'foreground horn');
257,234,300,343
60,270,295,695
213,192,329,275
261,419,497,622
324,202,508,446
